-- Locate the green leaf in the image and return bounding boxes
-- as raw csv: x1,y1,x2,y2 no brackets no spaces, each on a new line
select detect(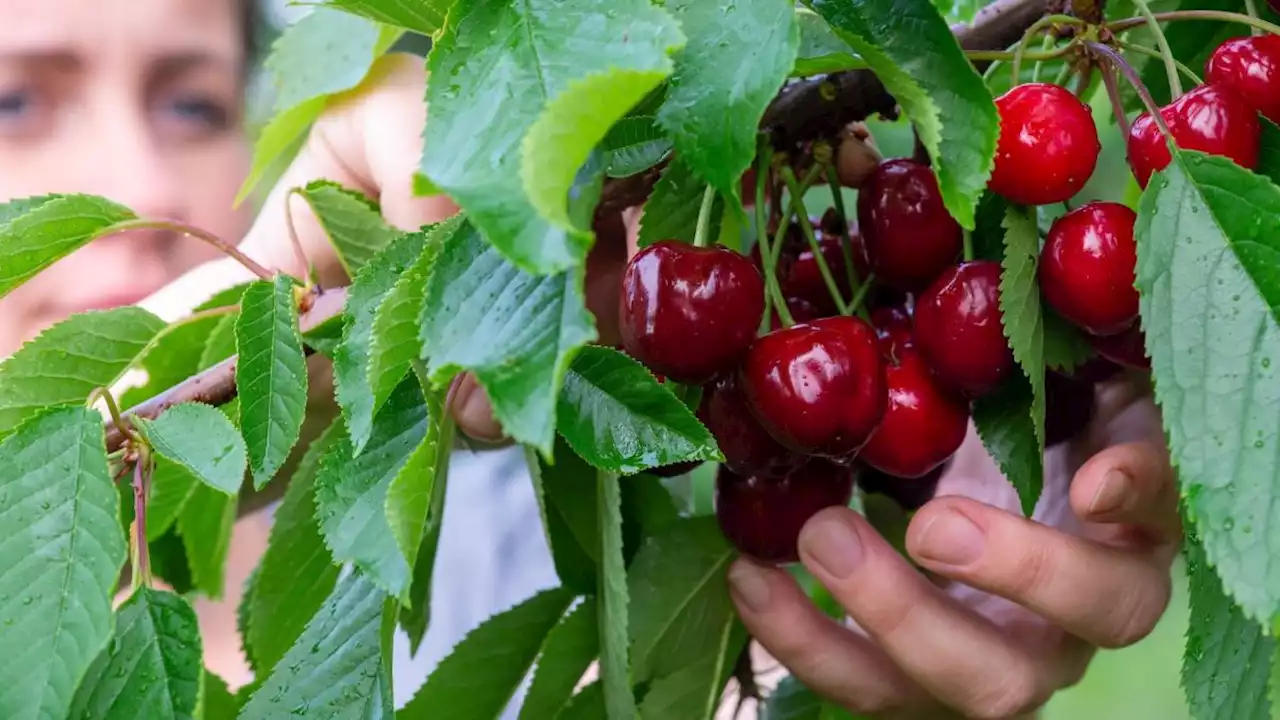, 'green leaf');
1182,533,1272,720
237,98,326,206
385,381,452,592
637,620,746,720
0,407,127,720
1042,307,1095,373
202,671,242,720
997,204,1045,513
527,439,600,595
557,346,721,474
422,0,683,274
69,588,202,720
793,7,863,76
246,419,344,673
558,682,605,720
518,598,600,720
148,530,194,597
314,377,427,600
628,516,736,683
298,180,403,279
657,0,798,205
369,220,450,418
1135,151,1280,623
319,0,448,35
637,158,721,249
146,459,198,542
334,230,430,454
239,572,392,720
807,0,997,229
0,194,137,300
972,374,1042,518
597,470,636,719
179,482,238,599
601,117,672,179
419,218,597,455
398,587,576,719
397,445,451,654
0,307,165,434
198,313,240,371
236,276,308,488
135,403,247,495
761,675,859,720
